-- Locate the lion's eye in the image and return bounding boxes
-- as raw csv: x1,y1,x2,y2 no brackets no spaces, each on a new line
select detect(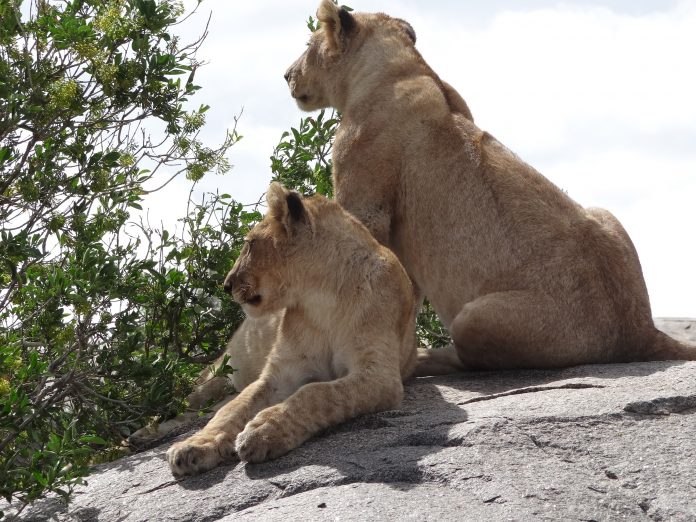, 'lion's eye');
244,239,255,251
